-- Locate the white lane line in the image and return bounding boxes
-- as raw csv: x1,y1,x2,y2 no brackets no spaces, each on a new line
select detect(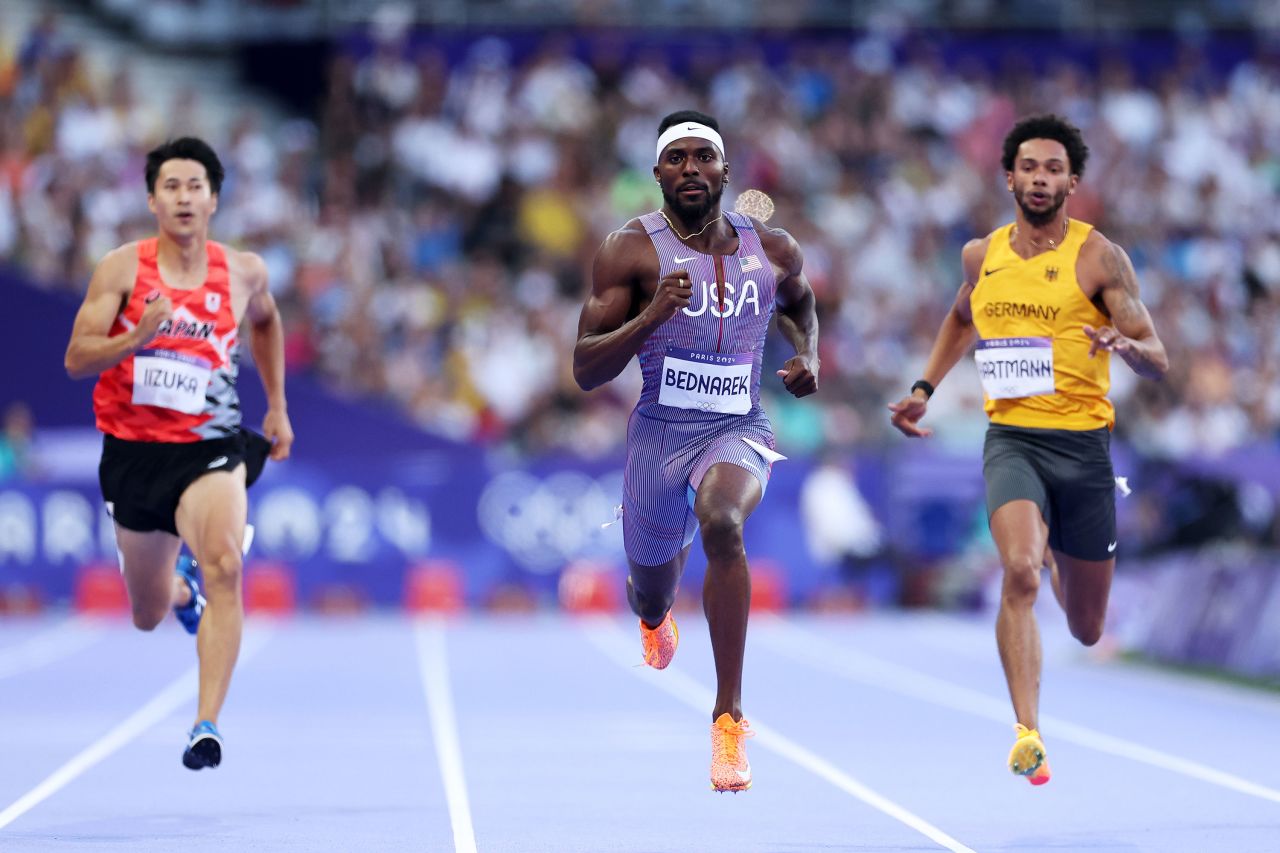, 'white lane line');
583,618,976,853
414,619,478,853
0,626,274,830
0,618,103,679
760,619,1280,805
